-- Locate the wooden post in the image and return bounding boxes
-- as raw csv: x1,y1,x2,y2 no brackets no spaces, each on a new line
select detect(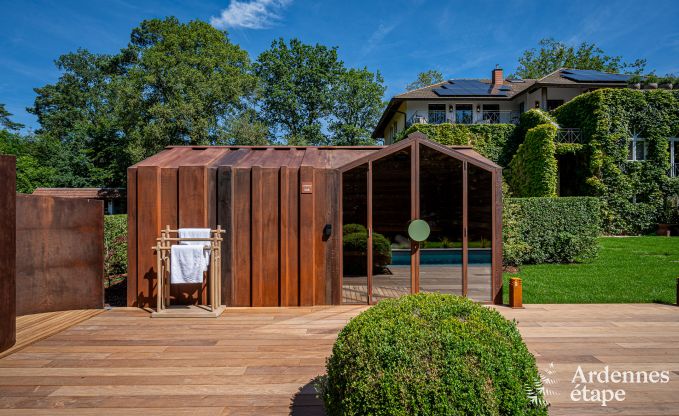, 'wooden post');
509,277,523,309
